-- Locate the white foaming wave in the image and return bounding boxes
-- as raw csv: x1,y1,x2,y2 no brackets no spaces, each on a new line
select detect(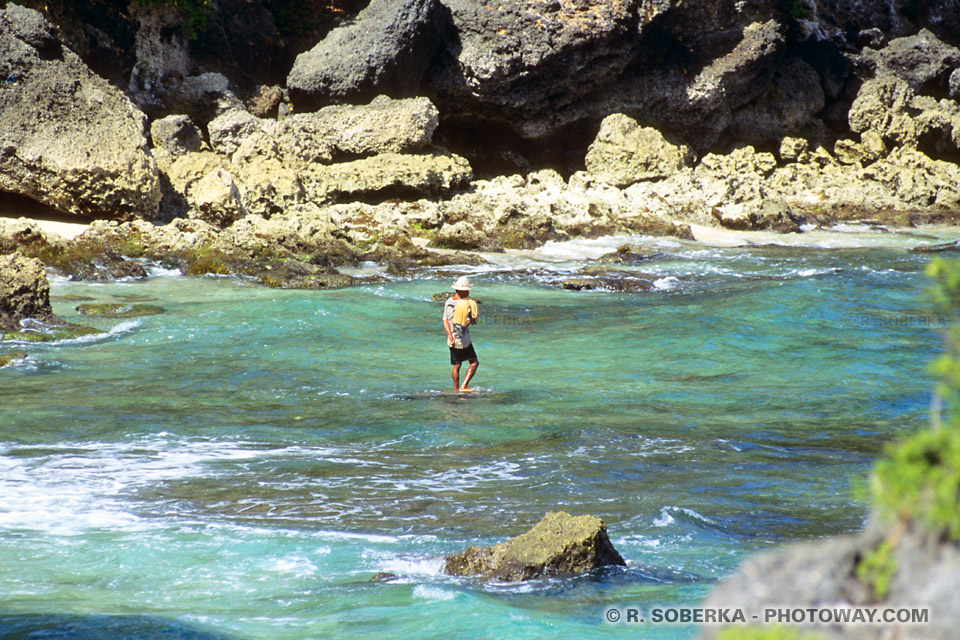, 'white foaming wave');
653,276,679,290
262,552,323,578
533,235,649,261
653,506,717,528
413,584,457,601
0,437,360,535
5,319,143,347
794,267,840,278
377,553,446,578
145,263,182,278
404,460,524,493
